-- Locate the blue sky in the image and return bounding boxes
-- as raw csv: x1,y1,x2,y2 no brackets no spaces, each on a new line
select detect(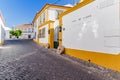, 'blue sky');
0,0,80,28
